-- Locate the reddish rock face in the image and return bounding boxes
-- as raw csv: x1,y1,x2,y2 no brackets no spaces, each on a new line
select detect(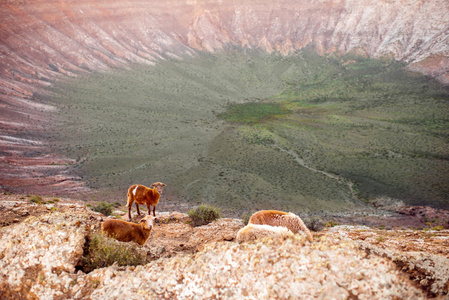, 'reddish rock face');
0,0,448,196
